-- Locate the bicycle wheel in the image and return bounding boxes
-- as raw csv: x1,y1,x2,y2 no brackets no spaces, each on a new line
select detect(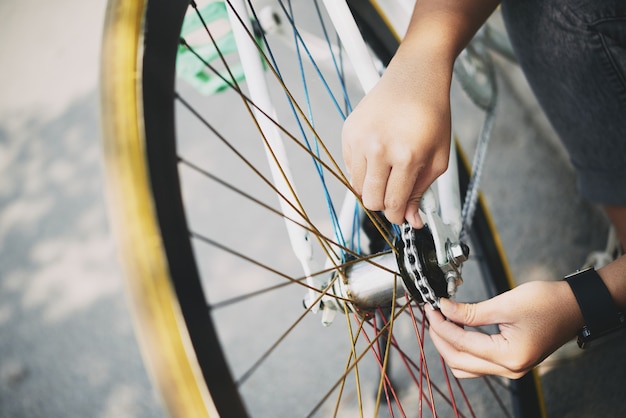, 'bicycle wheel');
101,0,546,416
